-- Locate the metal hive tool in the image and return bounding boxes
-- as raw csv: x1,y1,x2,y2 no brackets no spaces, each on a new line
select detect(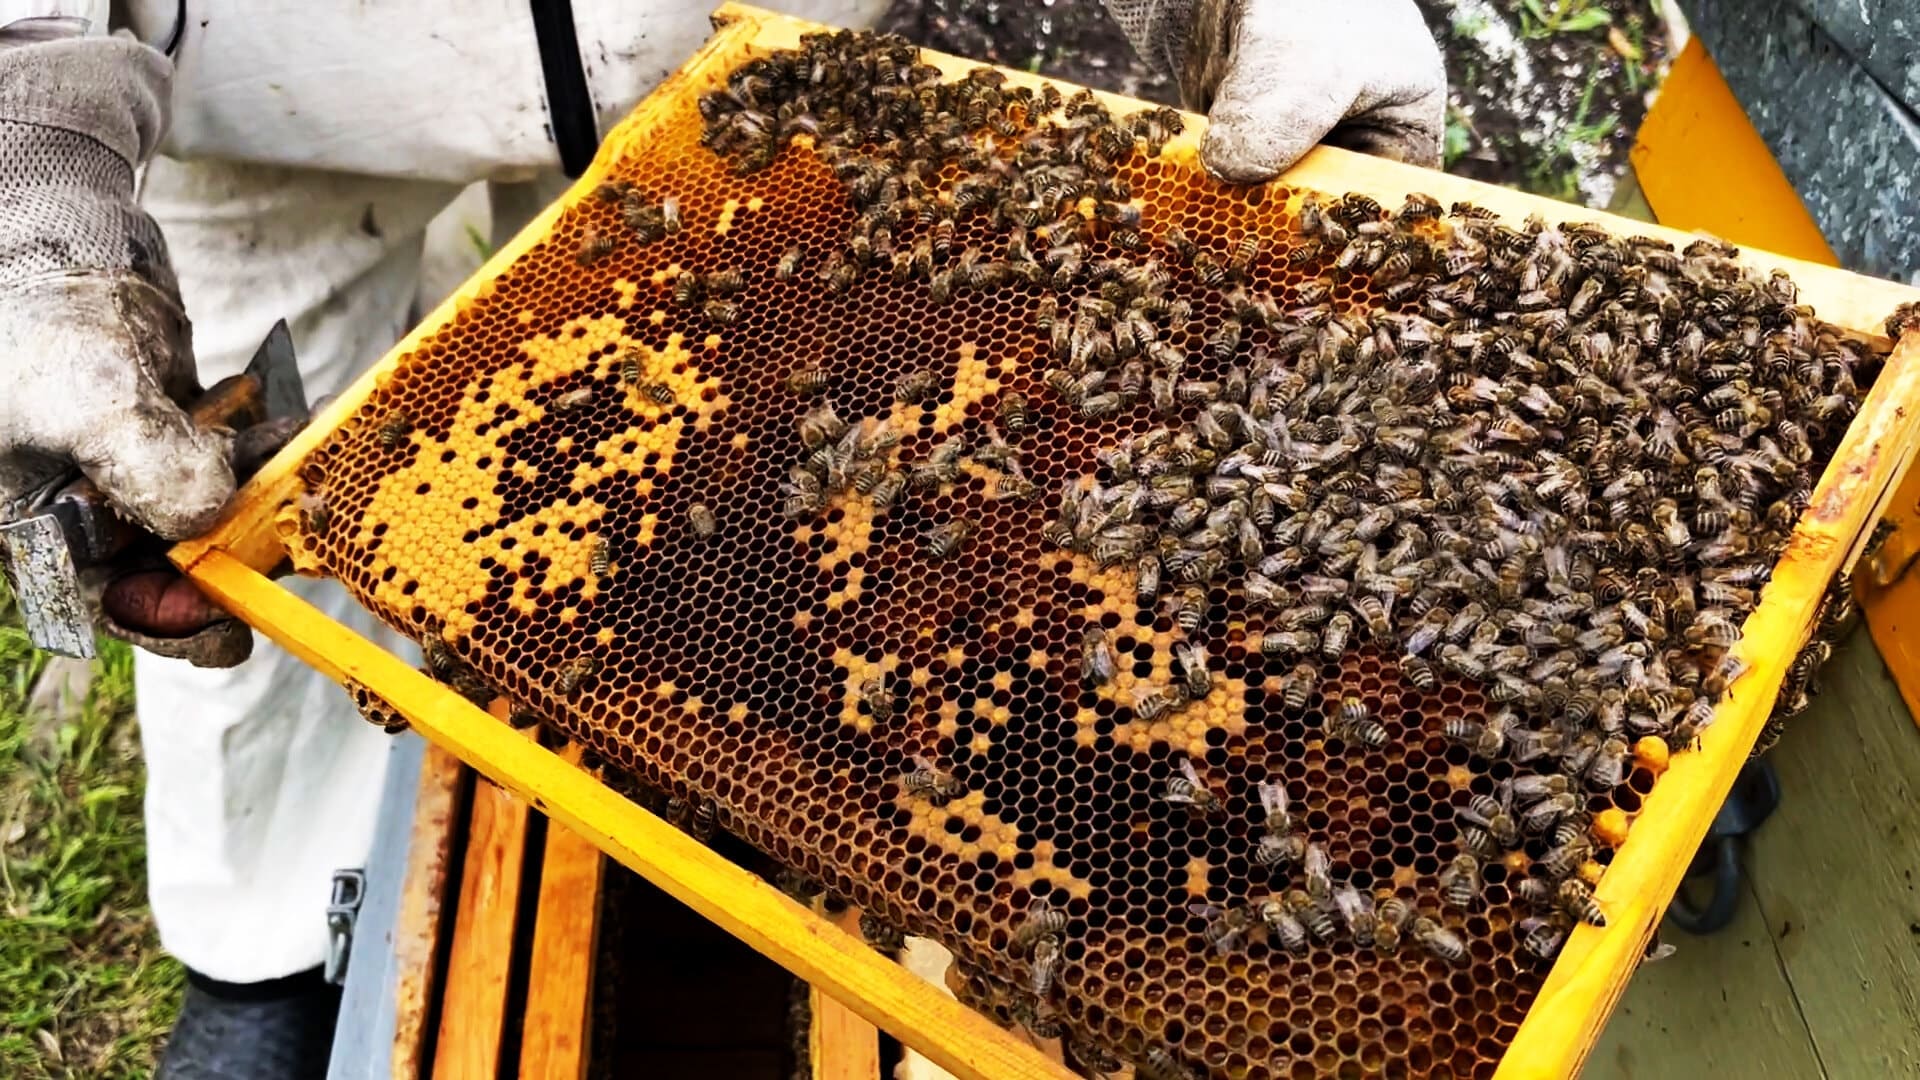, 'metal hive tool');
257,13,1910,1079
